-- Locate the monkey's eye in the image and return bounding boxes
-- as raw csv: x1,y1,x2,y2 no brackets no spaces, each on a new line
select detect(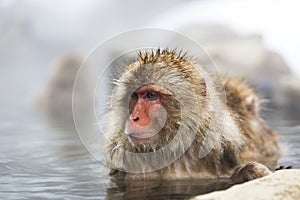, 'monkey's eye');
145,92,157,100
131,92,138,99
